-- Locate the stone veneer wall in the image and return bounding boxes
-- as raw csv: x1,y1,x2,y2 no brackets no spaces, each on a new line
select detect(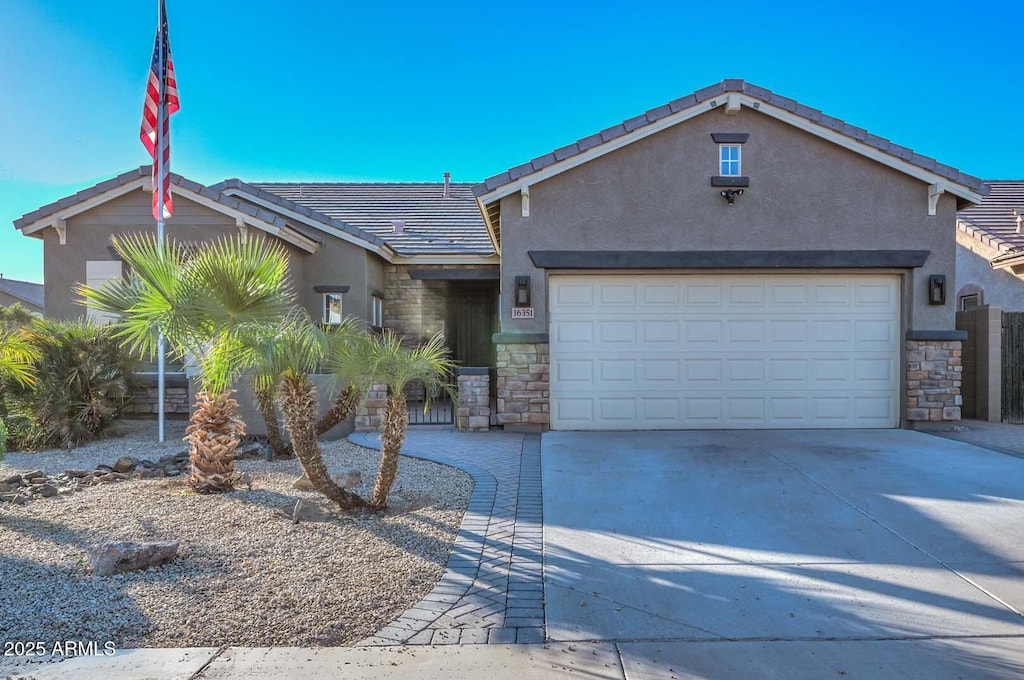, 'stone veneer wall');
457,369,490,432
382,265,448,344
495,342,549,431
355,384,388,431
125,384,190,417
906,339,963,422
